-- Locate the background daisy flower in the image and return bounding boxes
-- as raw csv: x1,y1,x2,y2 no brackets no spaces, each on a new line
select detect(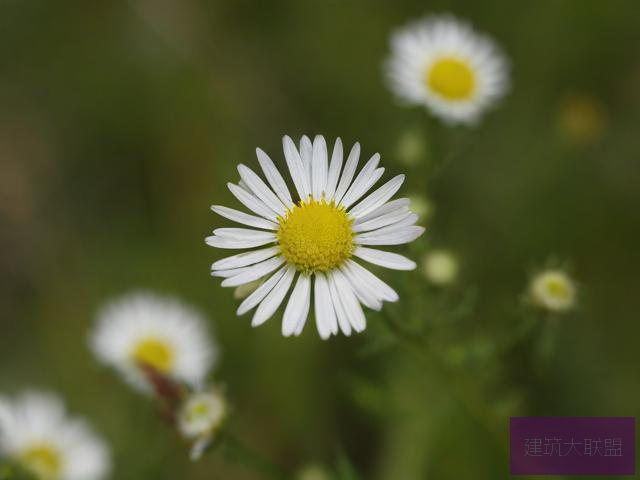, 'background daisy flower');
207,135,424,339
386,15,509,125
529,269,577,313
177,388,227,461
0,392,110,480
421,249,459,286
89,292,216,394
